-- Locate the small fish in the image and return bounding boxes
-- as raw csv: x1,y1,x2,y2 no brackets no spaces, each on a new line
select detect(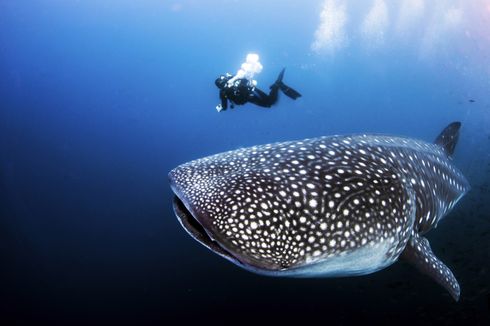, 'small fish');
169,122,470,301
